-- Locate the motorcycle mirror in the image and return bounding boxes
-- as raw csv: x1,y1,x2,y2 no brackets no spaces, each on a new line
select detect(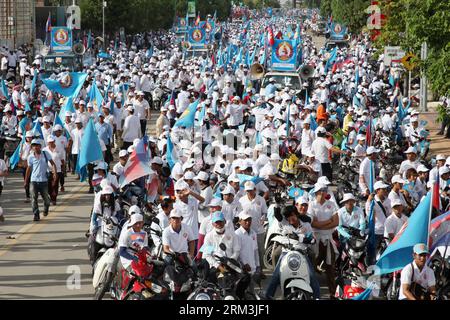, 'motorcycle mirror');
152,217,160,224
219,243,227,252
